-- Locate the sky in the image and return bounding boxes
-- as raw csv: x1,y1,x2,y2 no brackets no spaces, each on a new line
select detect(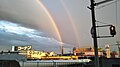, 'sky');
0,0,119,54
